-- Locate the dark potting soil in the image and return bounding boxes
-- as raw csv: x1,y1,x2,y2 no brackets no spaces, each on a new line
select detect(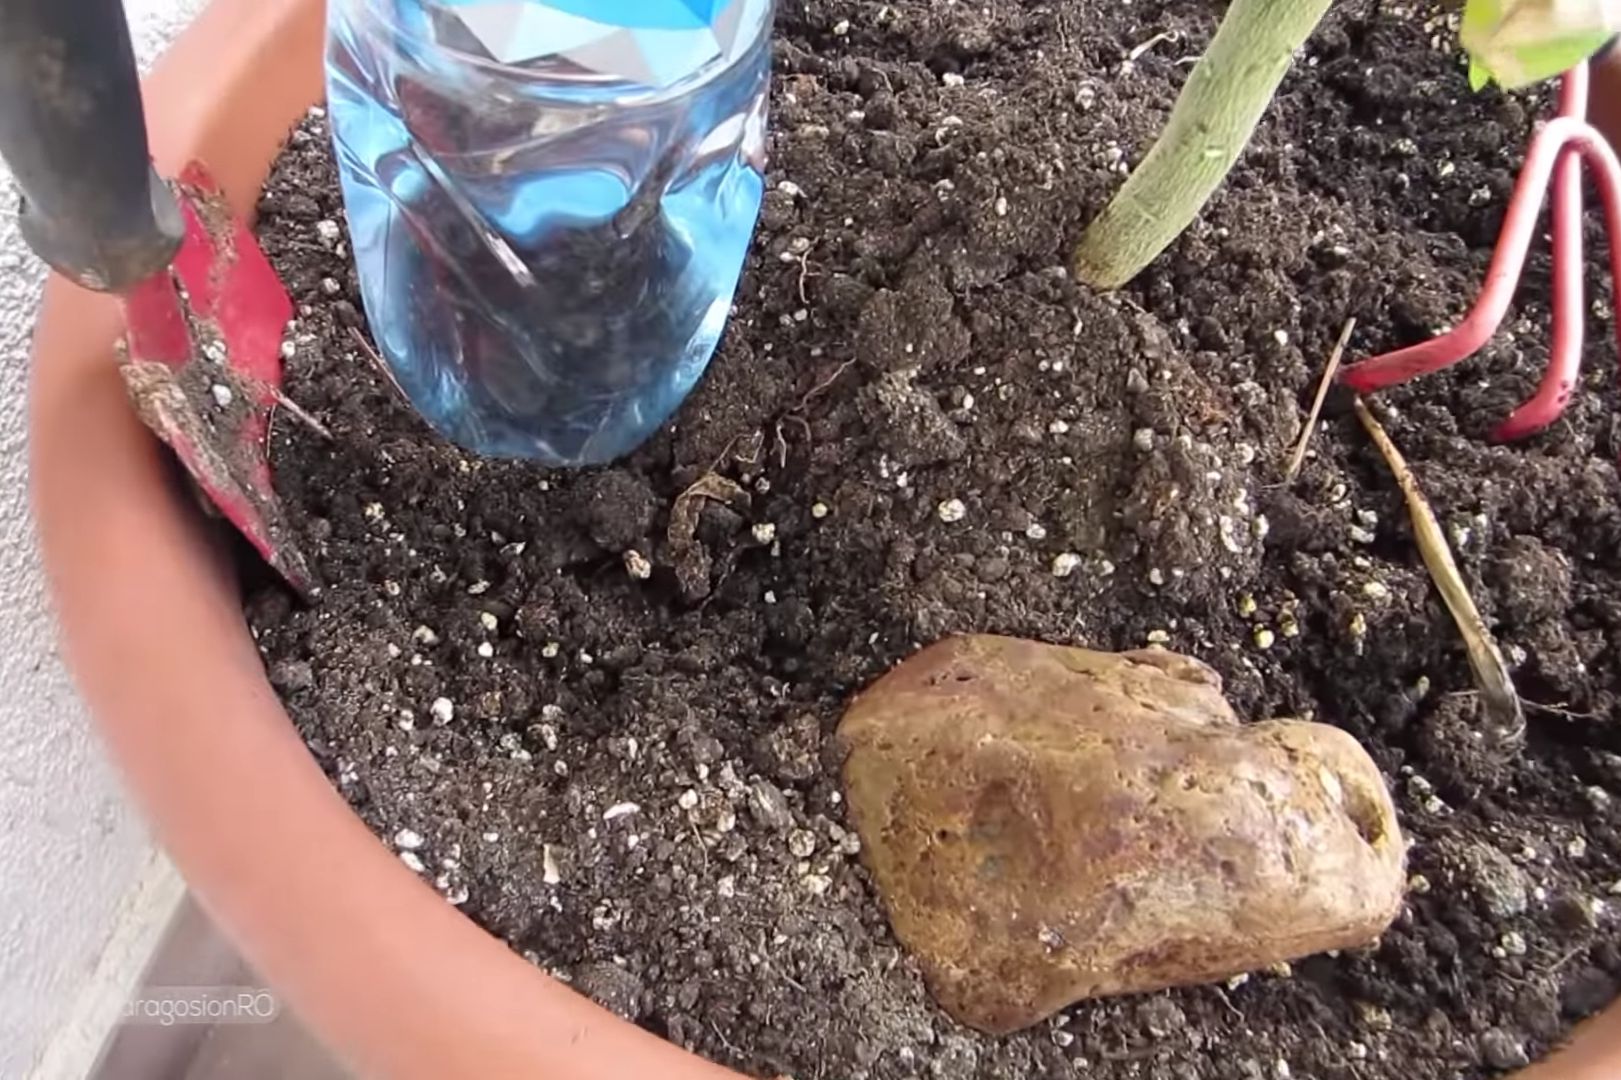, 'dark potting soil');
247,2,1621,1077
